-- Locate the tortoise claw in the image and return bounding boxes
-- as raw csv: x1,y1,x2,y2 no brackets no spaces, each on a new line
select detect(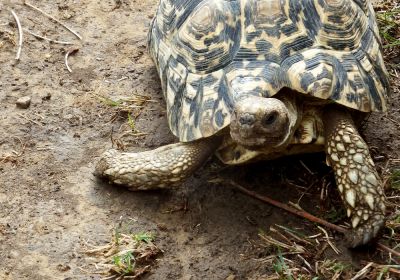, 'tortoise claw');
94,149,119,178
345,214,385,248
